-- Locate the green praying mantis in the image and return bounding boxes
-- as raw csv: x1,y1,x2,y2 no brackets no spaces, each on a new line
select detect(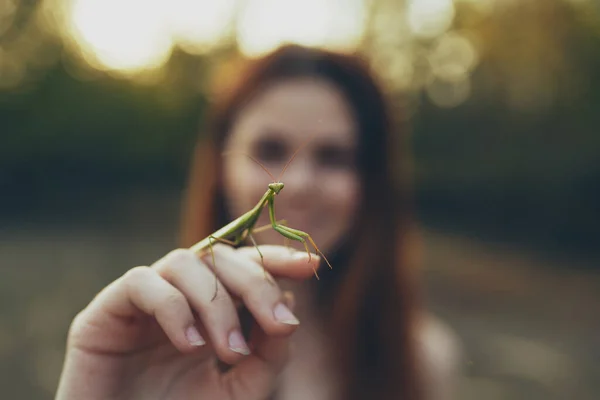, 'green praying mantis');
189,139,332,300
